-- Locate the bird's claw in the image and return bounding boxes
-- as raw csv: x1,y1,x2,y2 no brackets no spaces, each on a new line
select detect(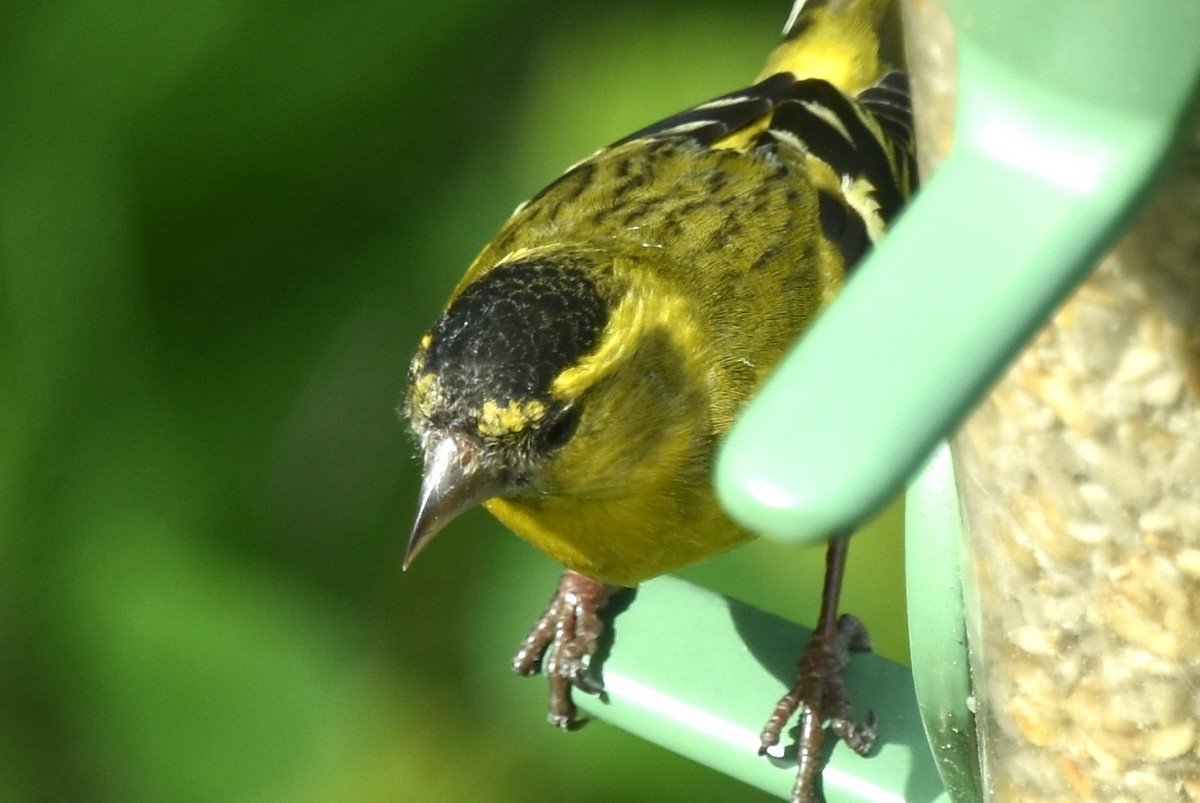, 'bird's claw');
512,570,616,730
760,613,877,803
